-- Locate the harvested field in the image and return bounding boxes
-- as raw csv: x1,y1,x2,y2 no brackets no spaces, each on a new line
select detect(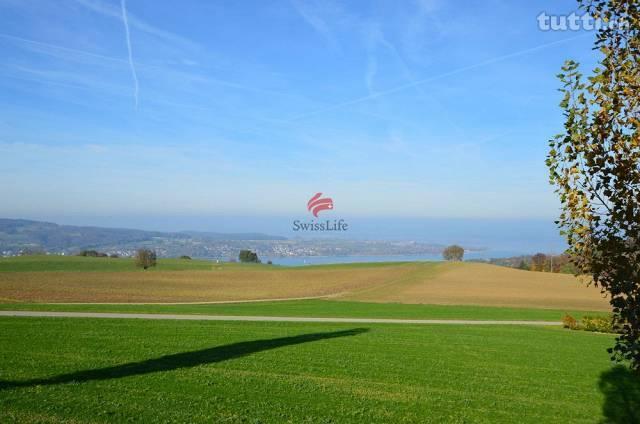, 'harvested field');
0,263,419,303
0,257,609,311
345,262,609,311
